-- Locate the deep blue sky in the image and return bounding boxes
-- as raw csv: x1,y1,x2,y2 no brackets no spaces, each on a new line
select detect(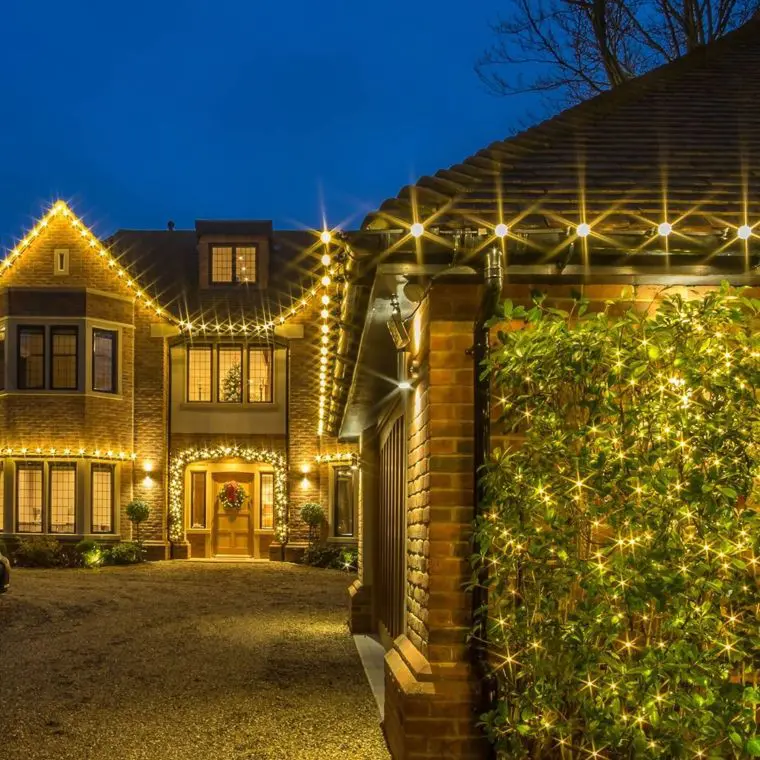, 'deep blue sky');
0,0,536,242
